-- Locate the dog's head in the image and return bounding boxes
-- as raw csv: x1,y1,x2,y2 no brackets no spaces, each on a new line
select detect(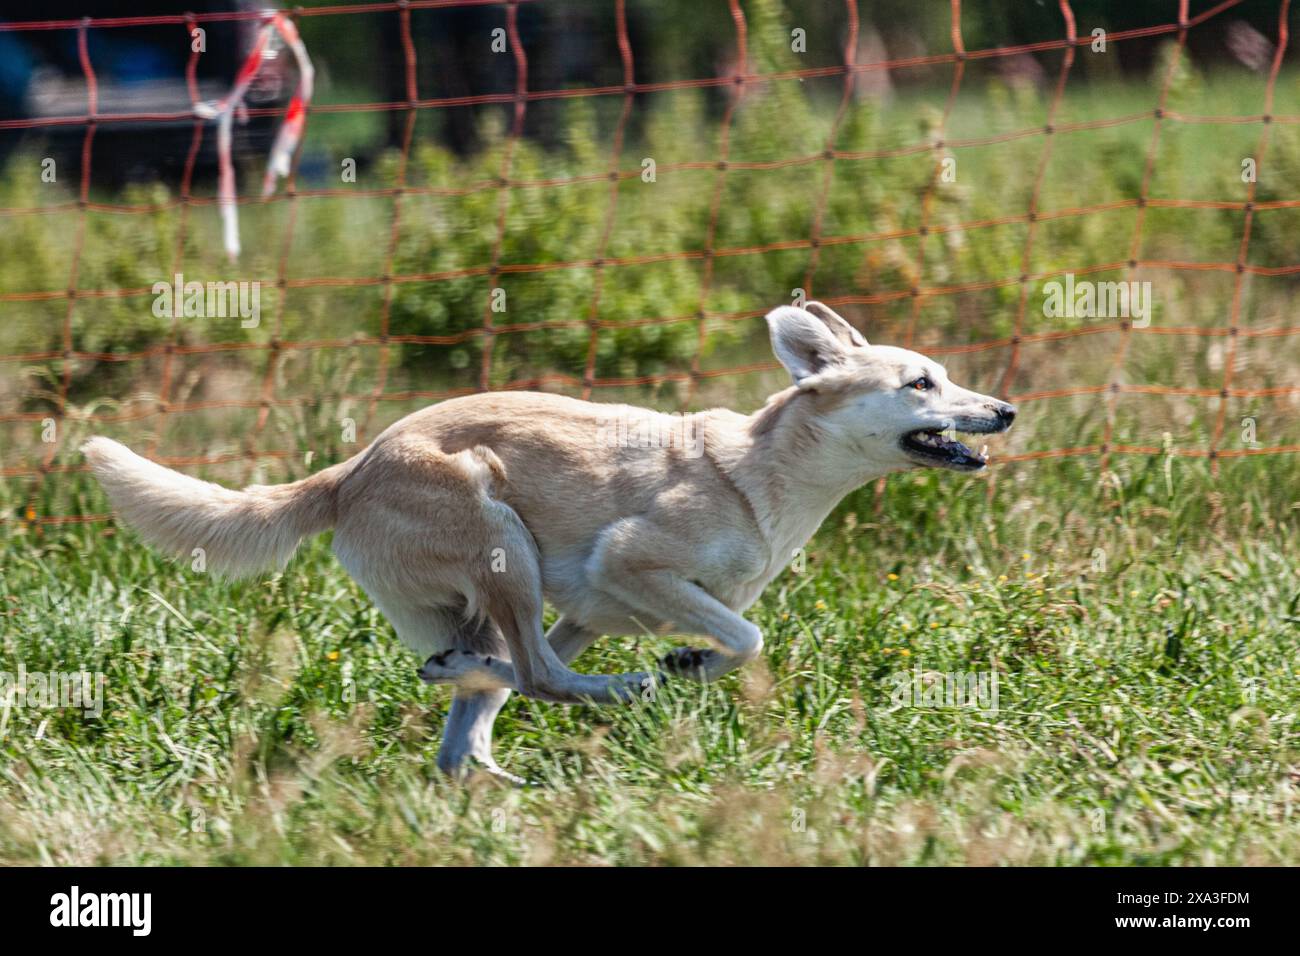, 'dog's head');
766,303,1016,473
